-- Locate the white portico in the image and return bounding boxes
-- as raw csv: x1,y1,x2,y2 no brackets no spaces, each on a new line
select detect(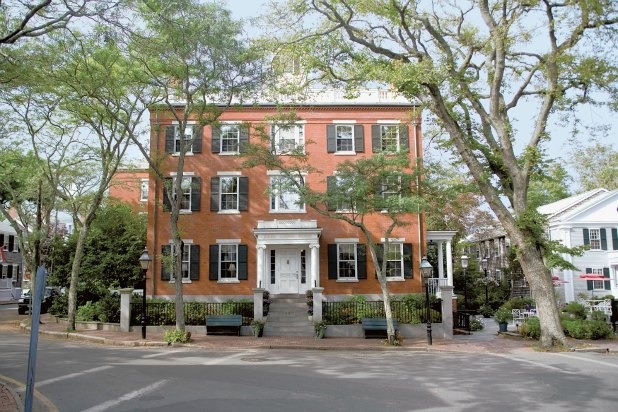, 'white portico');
253,220,322,295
